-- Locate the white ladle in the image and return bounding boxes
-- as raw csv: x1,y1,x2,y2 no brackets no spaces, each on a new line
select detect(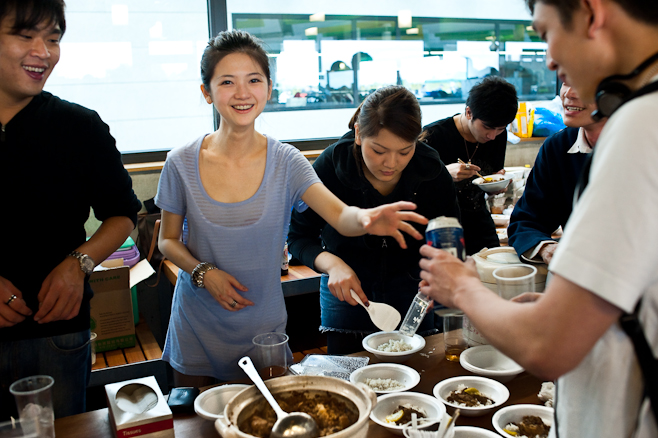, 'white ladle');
238,356,319,438
350,290,401,332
